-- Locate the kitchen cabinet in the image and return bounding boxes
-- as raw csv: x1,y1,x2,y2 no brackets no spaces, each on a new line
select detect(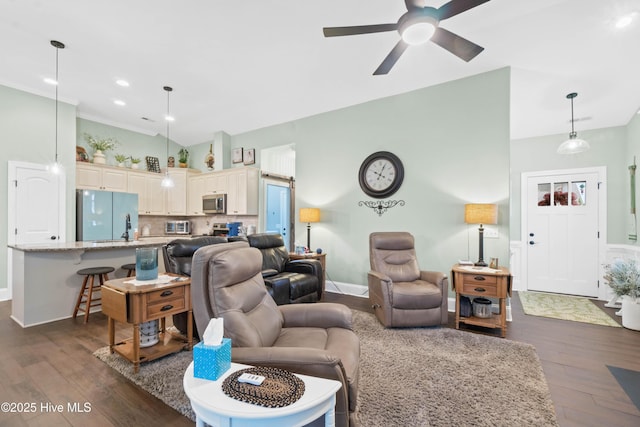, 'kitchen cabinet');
187,175,205,215
127,172,165,215
76,163,127,192
165,169,190,216
203,172,228,195
226,167,259,215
